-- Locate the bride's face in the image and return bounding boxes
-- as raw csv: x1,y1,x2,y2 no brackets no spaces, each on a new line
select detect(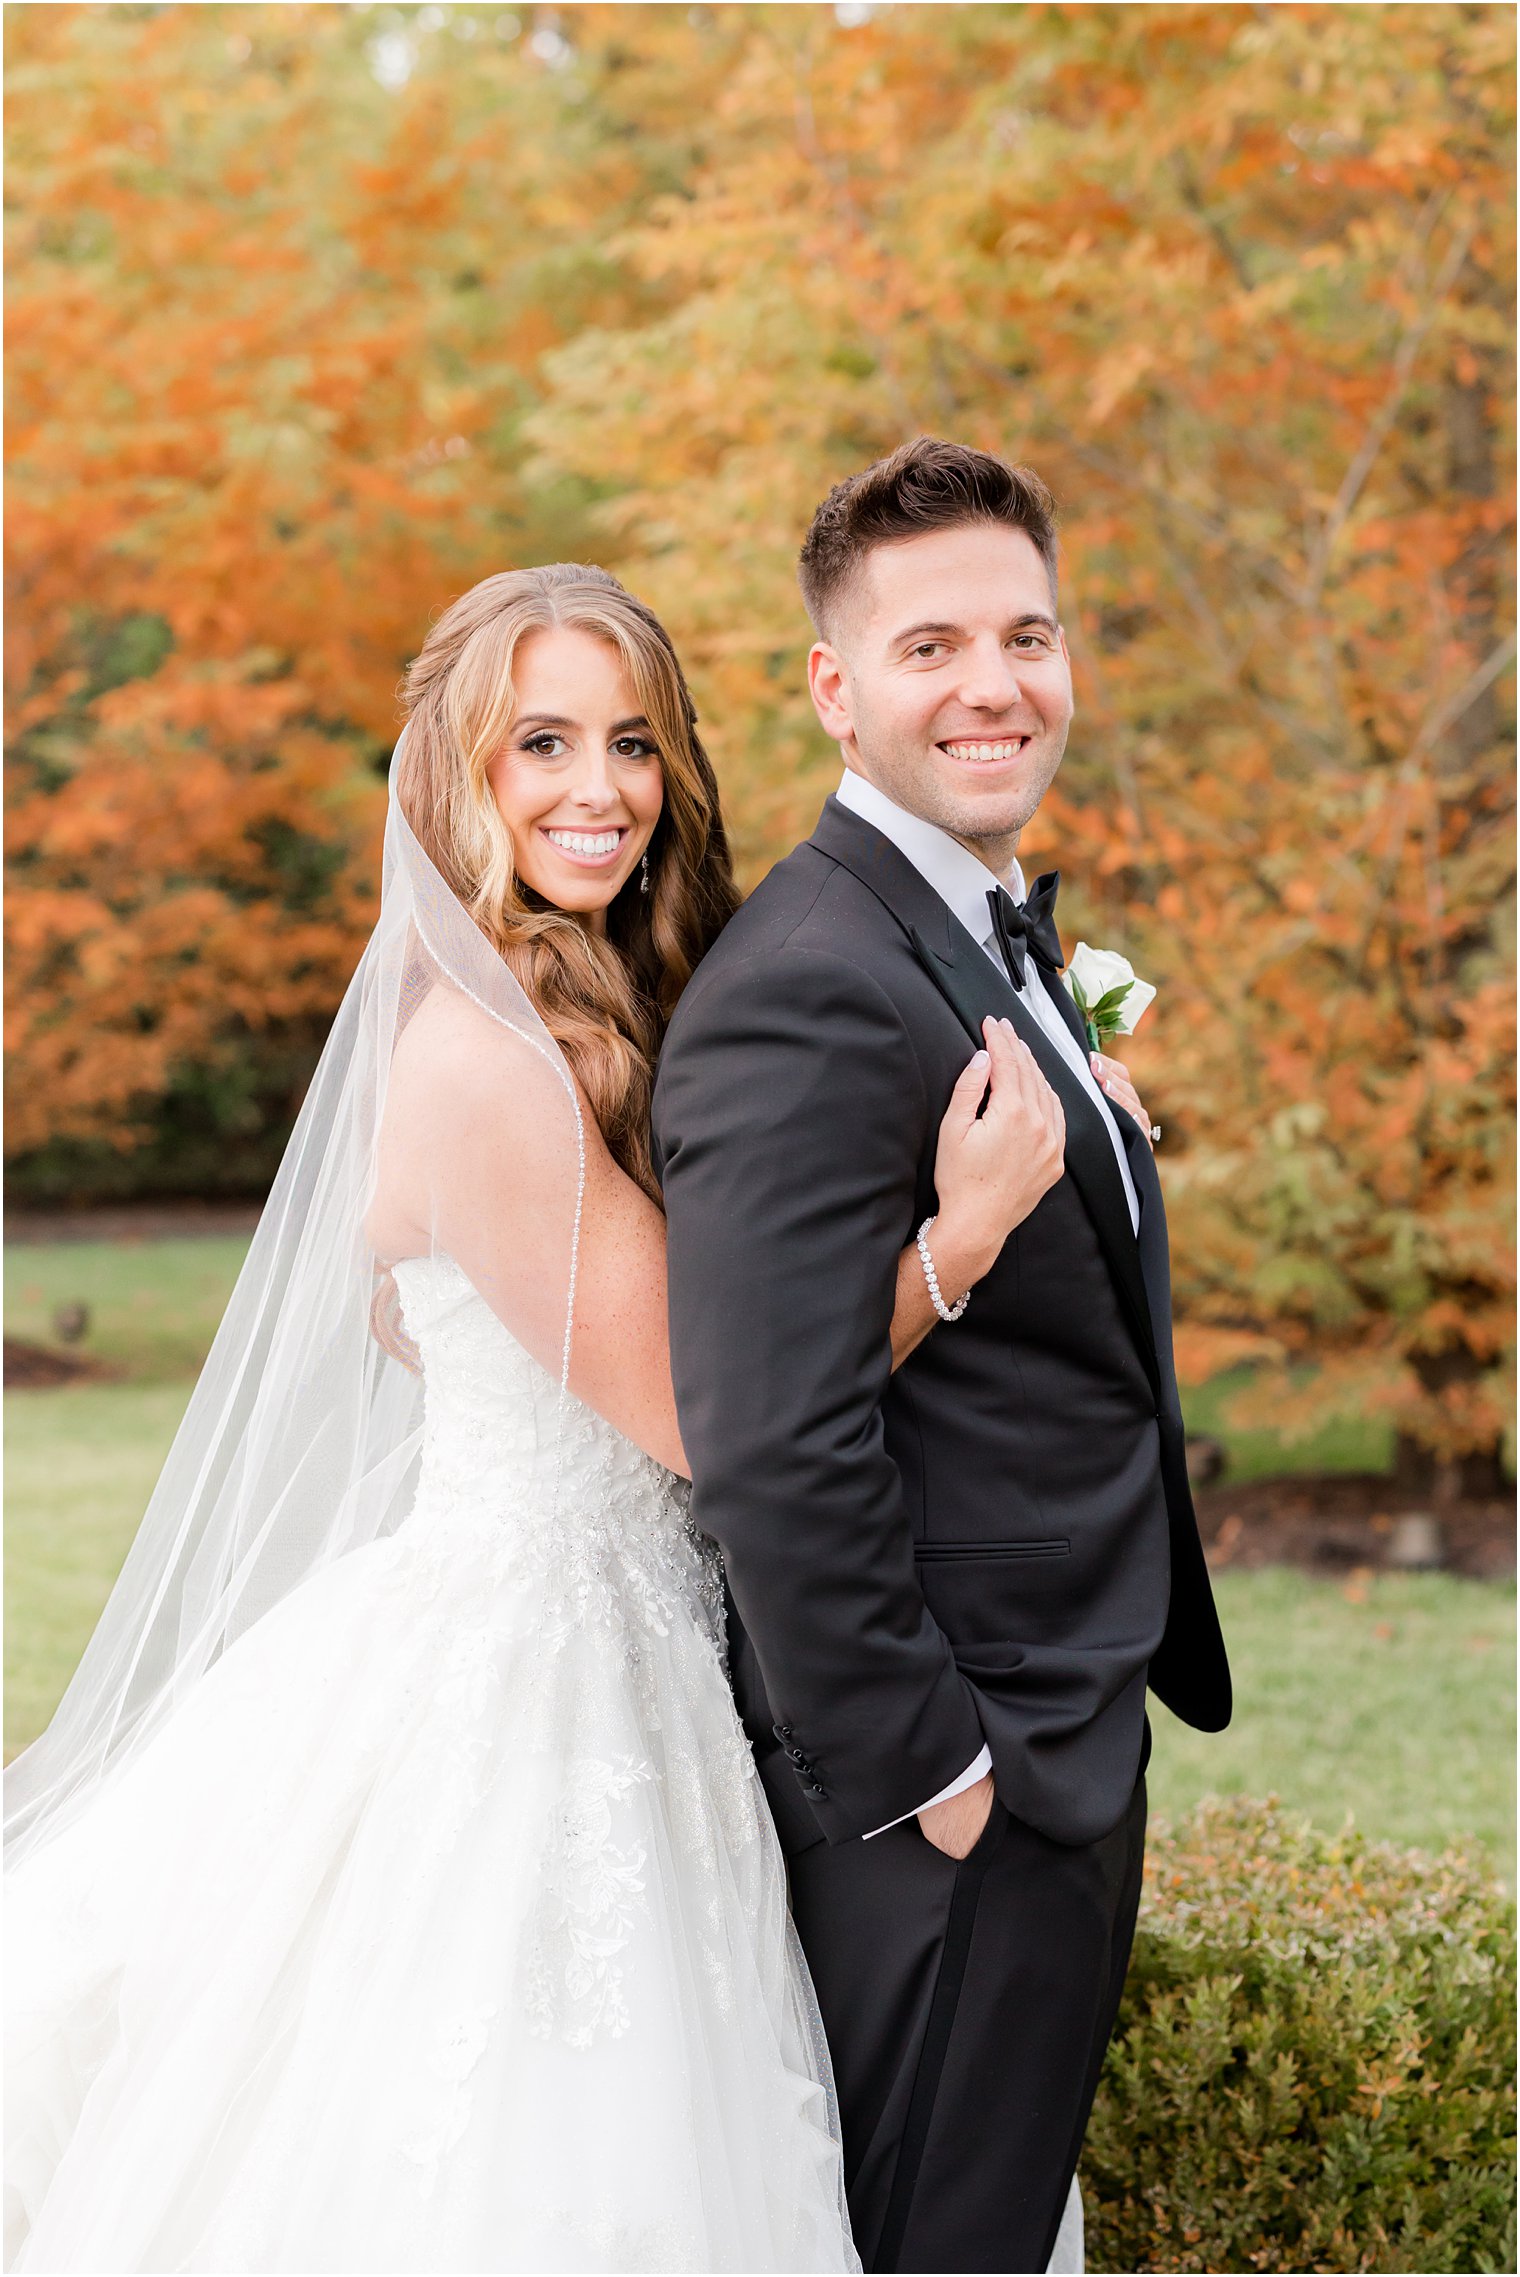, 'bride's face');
487,625,666,931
